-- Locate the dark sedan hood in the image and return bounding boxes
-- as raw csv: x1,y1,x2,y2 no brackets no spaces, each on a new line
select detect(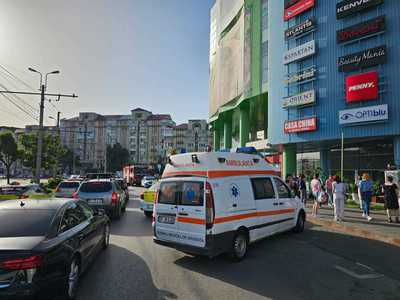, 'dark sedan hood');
0,236,45,250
